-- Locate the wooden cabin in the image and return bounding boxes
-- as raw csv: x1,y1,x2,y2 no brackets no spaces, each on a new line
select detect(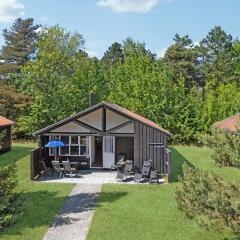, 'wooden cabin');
0,116,14,154
31,101,172,181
